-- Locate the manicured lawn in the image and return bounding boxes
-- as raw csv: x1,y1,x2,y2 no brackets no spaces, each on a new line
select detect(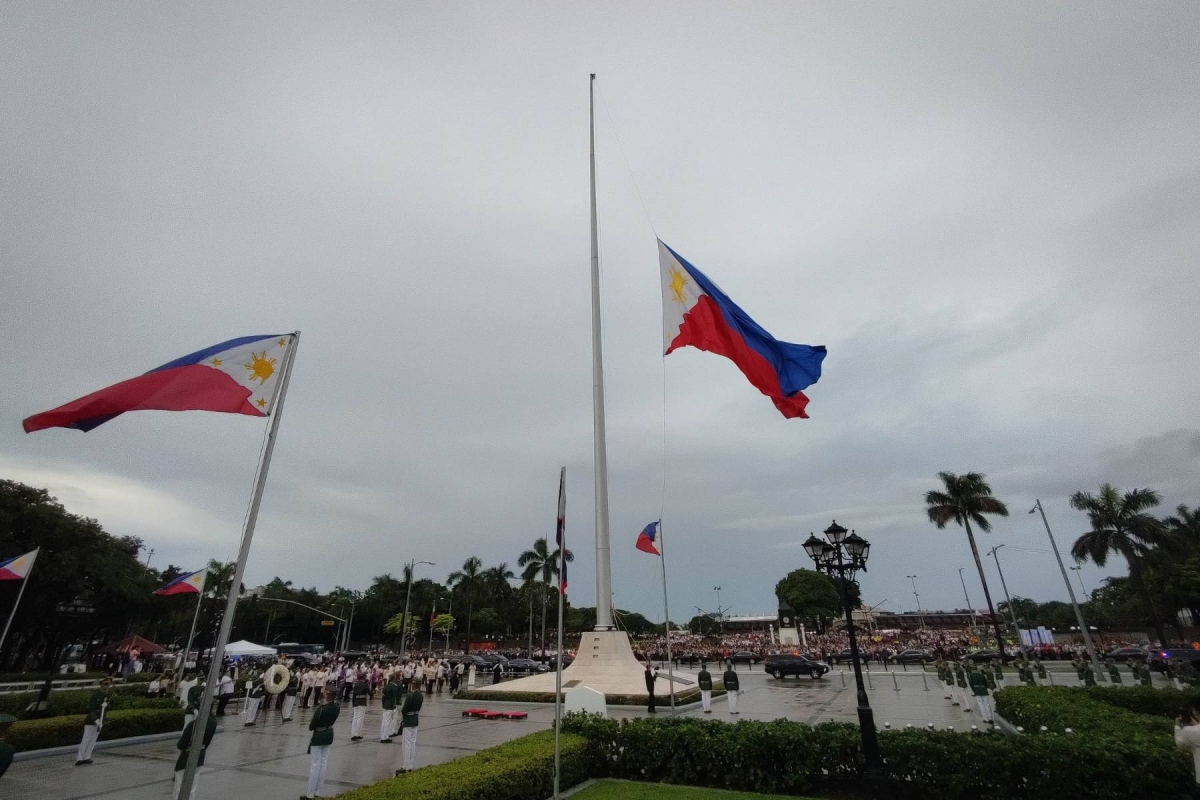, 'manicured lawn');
569,779,819,800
